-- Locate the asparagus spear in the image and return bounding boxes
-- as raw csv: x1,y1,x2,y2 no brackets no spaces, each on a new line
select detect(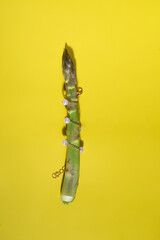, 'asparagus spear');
61,49,80,204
